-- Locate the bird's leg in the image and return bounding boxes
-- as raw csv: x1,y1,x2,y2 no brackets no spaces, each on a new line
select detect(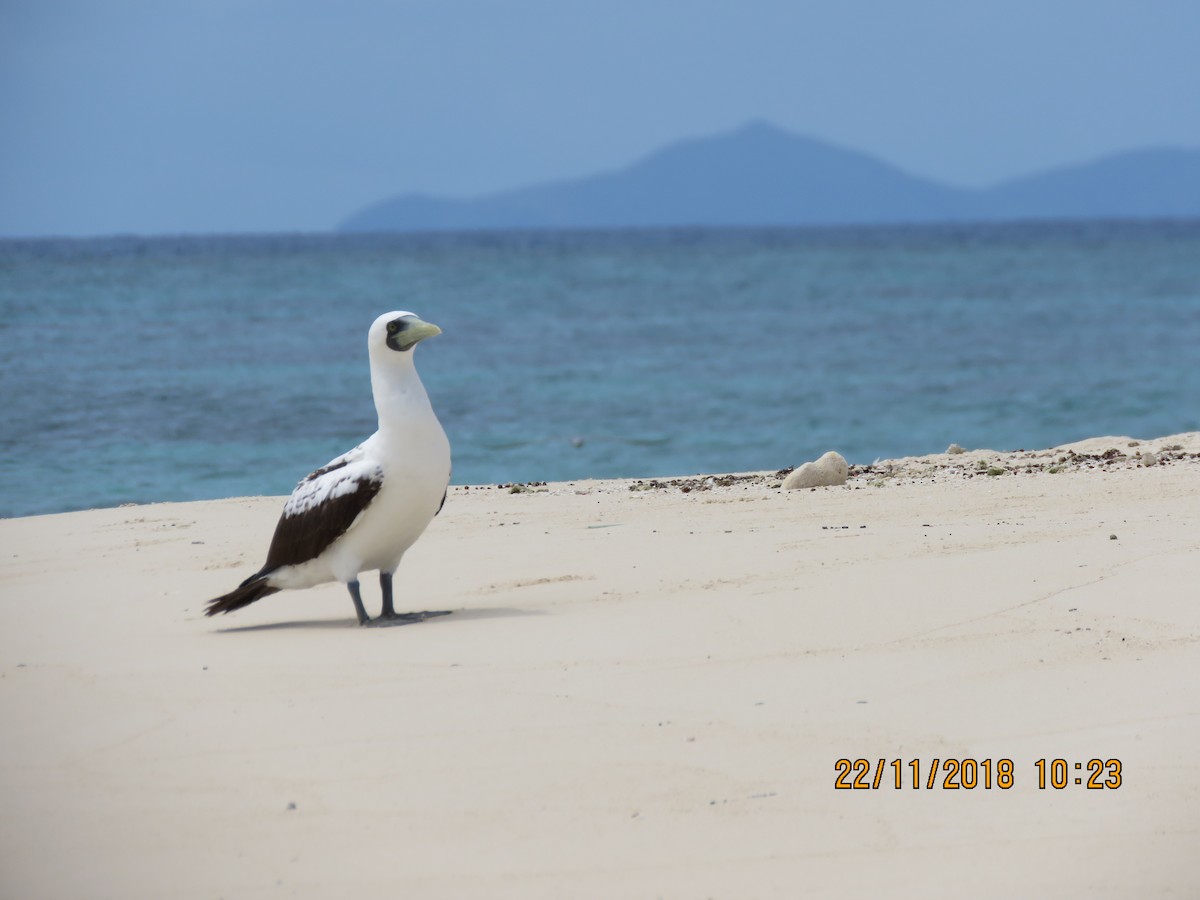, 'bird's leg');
363,571,407,627
379,571,397,619
362,570,453,628
347,580,371,626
